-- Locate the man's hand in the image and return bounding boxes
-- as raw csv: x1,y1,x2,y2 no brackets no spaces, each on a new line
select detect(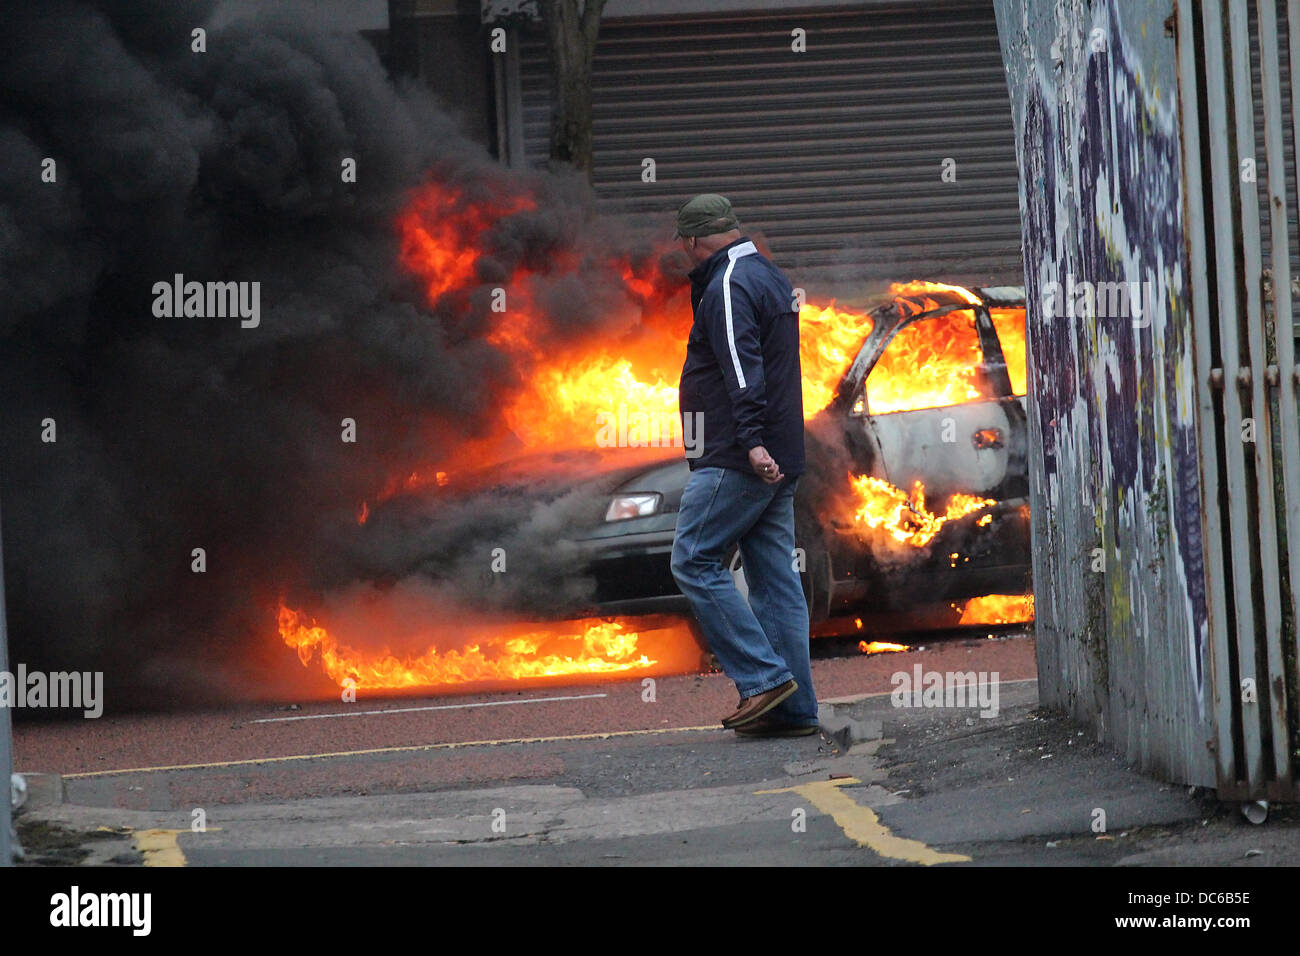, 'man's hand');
749,445,784,484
